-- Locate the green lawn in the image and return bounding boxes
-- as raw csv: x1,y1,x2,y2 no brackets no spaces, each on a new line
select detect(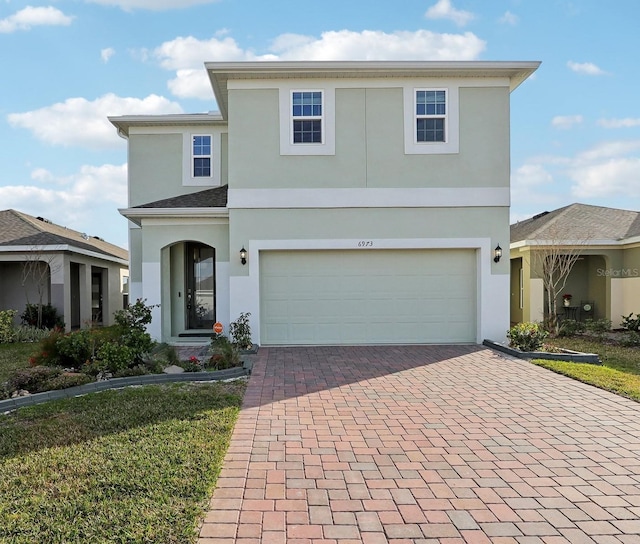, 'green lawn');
0,380,245,544
537,335,640,402
0,342,35,384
